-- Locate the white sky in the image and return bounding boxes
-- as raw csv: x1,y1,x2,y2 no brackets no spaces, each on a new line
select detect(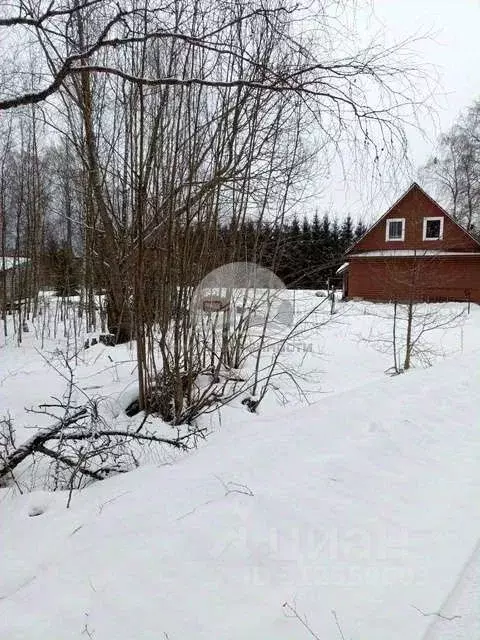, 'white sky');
325,0,480,222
